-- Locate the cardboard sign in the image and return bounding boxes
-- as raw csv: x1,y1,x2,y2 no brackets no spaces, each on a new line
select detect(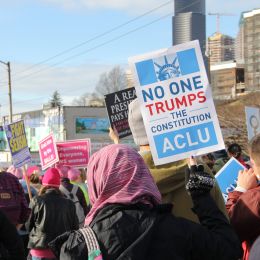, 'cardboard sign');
245,106,260,141
56,139,91,168
215,157,245,202
38,133,59,170
4,120,31,167
105,87,136,138
128,40,225,165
